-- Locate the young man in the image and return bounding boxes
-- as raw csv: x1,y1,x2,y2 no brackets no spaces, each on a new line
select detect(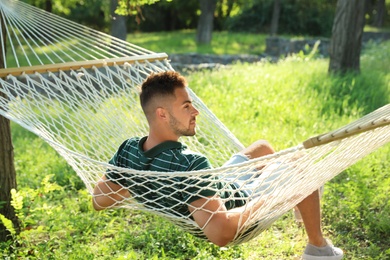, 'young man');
93,71,343,259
